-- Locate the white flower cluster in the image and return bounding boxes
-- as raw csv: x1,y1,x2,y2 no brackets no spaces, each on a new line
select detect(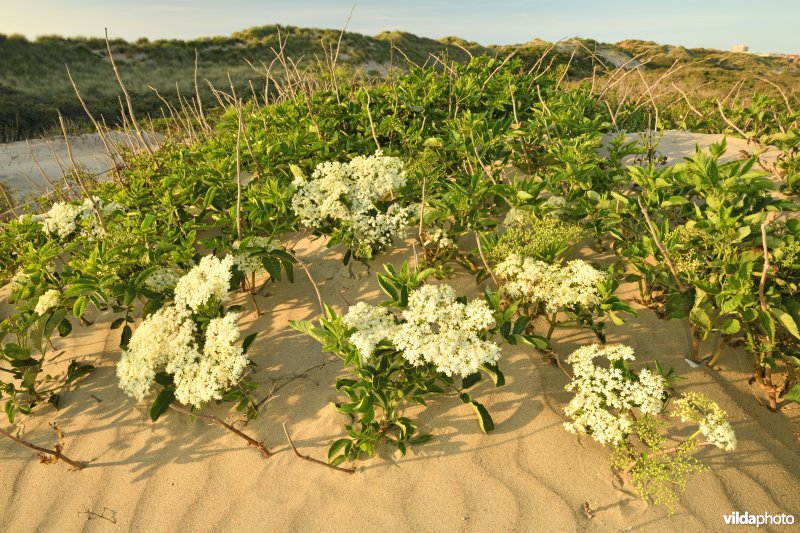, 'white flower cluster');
144,266,183,293
291,151,409,250
34,288,60,315
117,258,248,408
496,254,606,313
174,255,234,312
671,392,737,451
232,236,277,277
343,301,400,363
563,344,667,446
35,197,120,240
342,284,500,377
171,313,248,407
422,228,456,250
